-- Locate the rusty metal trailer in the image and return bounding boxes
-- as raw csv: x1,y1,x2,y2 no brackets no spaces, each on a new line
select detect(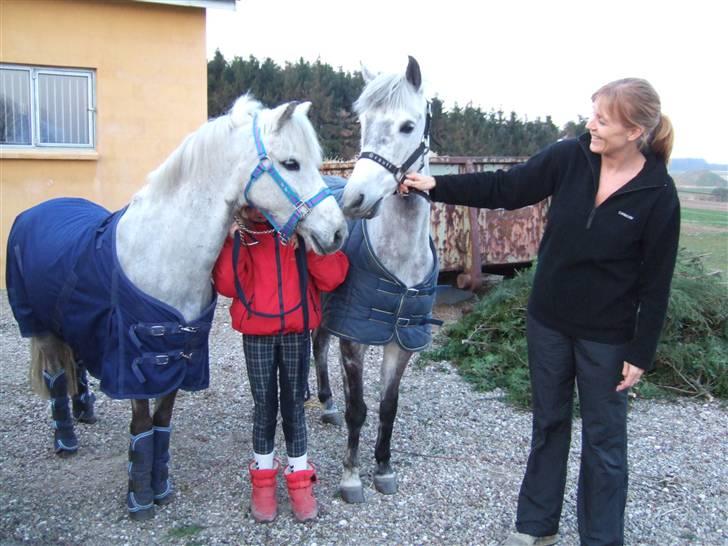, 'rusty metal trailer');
321,156,549,291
